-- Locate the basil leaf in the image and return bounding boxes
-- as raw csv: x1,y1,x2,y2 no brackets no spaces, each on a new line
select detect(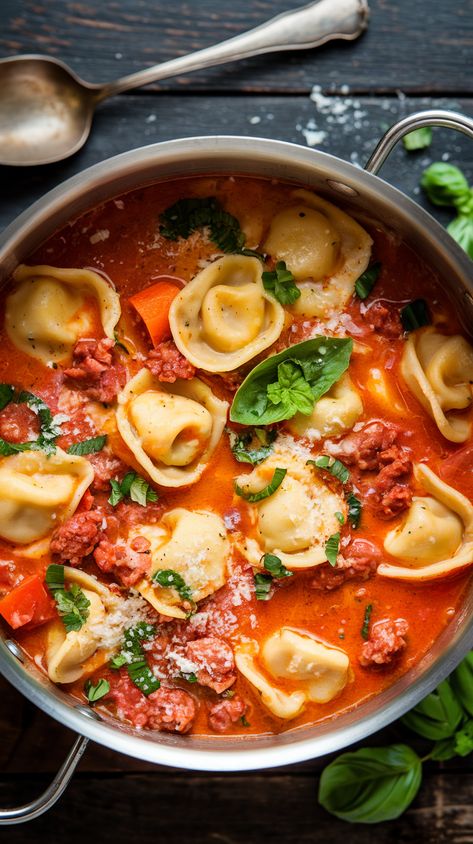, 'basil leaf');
228,427,277,466
85,678,110,703
454,720,473,757
361,604,373,640
430,736,458,762
159,196,245,253
235,467,286,503
230,337,352,426
400,299,431,332
127,660,161,696
308,455,350,485
401,679,463,740
335,511,345,525
421,162,472,210
262,553,293,579
109,479,124,506
318,744,422,824
354,262,382,300
45,564,65,591
346,492,362,528
110,653,127,669
120,471,136,497
67,435,107,456
53,584,90,633
402,127,432,152
153,569,193,601
447,214,473,259
111,624,160,696
262,261,301,305
0,384,14,411
254,572,272,601
129,475,158,505
267,361,315,417
325,532,340,567
451,651,473,717
0,438,33,456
